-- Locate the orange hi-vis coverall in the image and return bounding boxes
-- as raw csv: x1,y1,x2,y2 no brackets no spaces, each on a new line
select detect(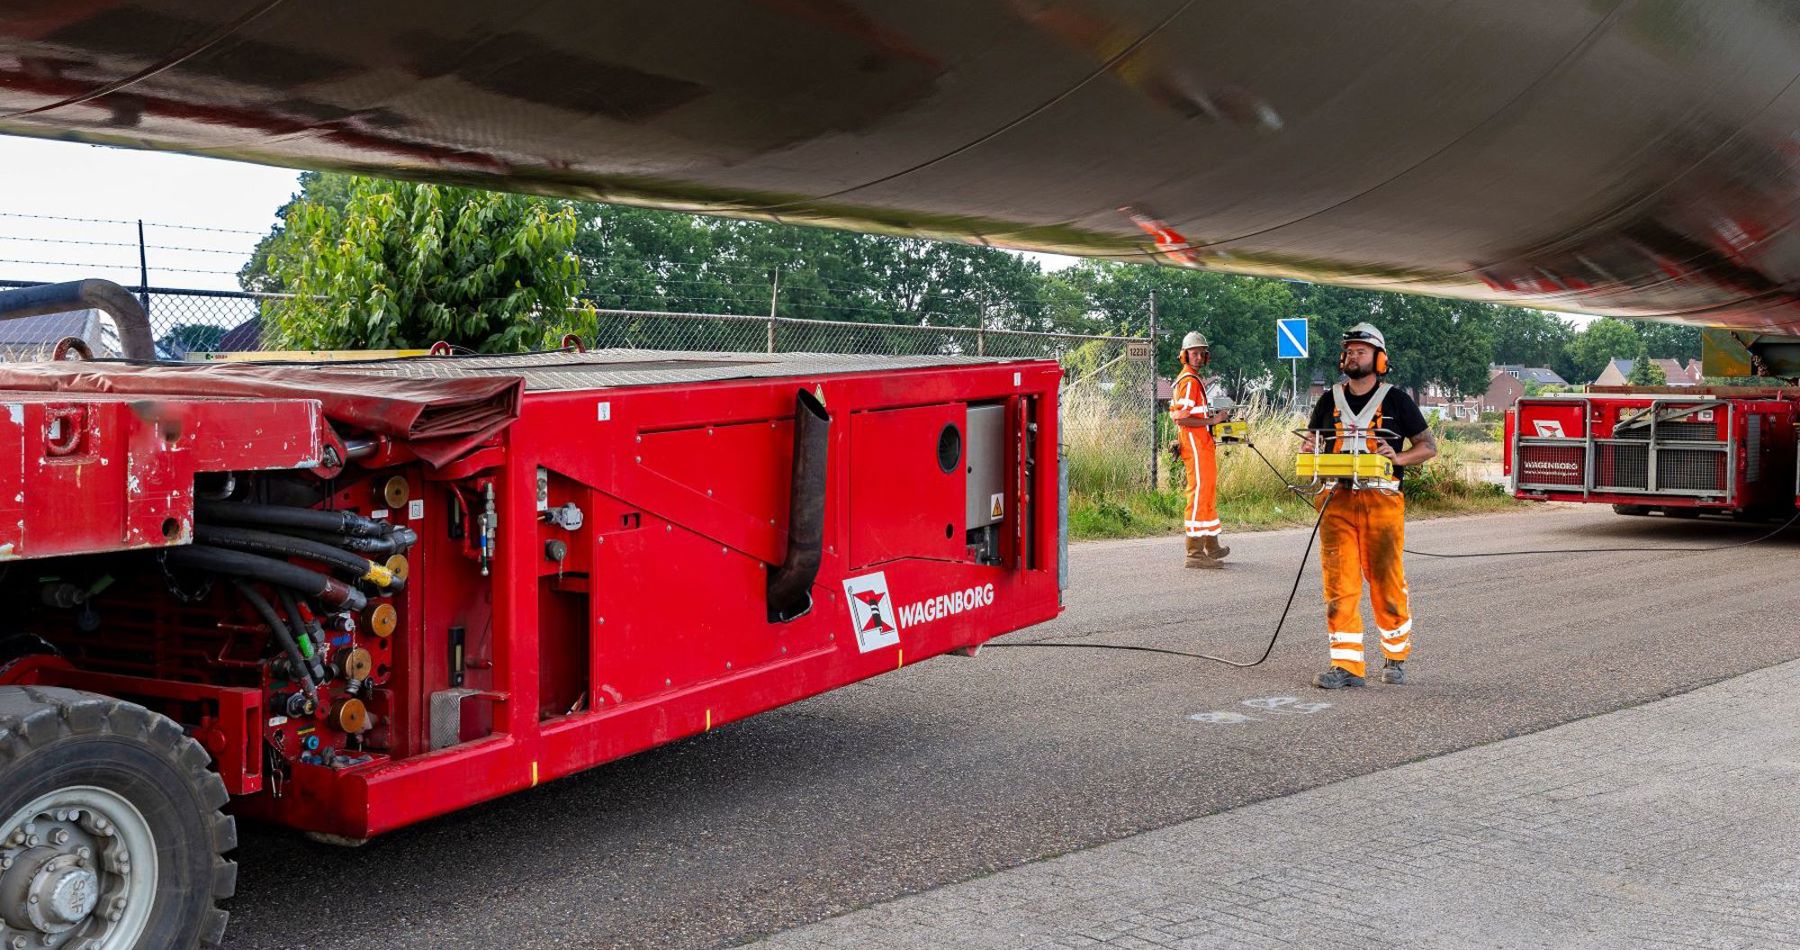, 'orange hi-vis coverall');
1169,368,1219,538
1318,383,1412,677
